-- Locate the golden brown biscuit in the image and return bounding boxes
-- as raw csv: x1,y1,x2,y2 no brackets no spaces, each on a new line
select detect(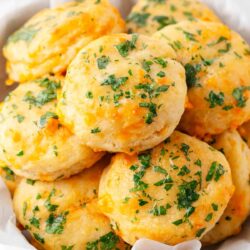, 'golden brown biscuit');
58,33,187,154
13,160,130,250
3,0,125,84
0,76,103,181
98,131,234,245
154,21,250,137
202,130,250,245
127,0,220,35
